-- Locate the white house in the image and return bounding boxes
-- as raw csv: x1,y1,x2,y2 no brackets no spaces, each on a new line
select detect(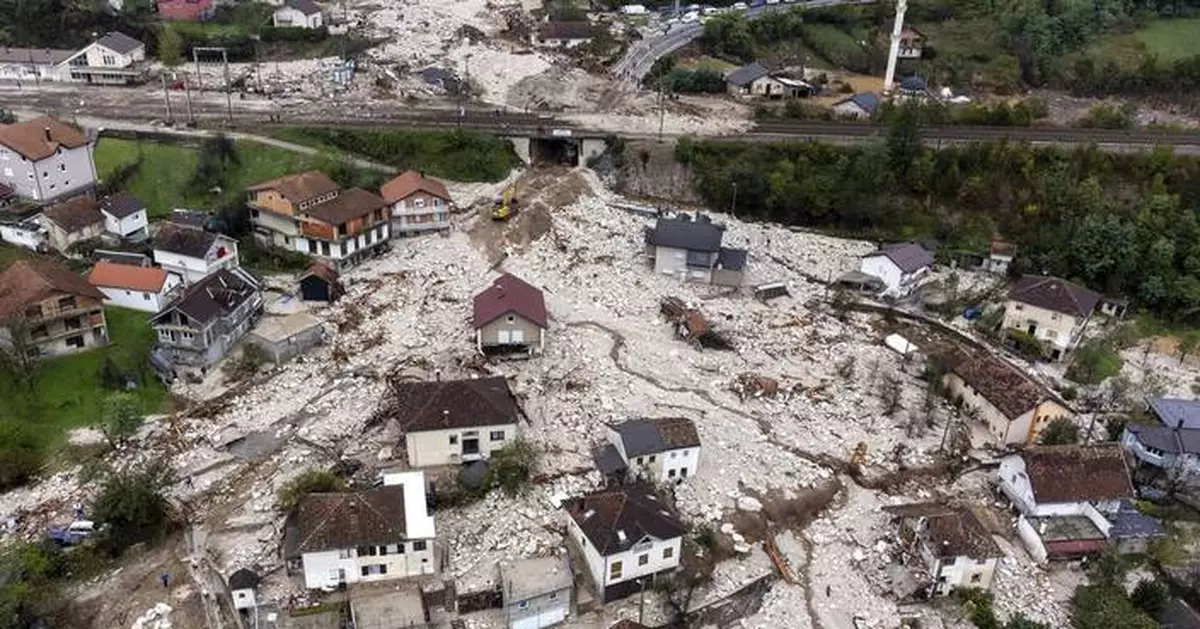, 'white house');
832,92,881,119
227,569,260,611
273,0,323,28
98,192,149,241
533,21,595,48
63,32,147,85
0,215,48,251
289,471,436,590
0,116,97,203
644,213,746,287
1002,275,1100,361
0,48,74,83
389,376,522,468
565,485,685,603
883,503,1002,597
152,223,239,285
501,555,573,629
87,262,182,313
942,350,1073,447
597,418,701,485
859,242,933,298
985,241,1015,275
